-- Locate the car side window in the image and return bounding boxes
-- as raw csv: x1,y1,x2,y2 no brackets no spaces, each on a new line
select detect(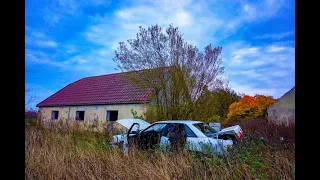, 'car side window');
162,124,197,138
142,123,168,134
184,124,197,137
163,124,175,137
